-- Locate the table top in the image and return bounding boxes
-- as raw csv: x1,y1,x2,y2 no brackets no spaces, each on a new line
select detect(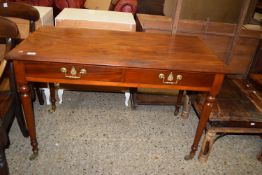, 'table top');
7,26,229,73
